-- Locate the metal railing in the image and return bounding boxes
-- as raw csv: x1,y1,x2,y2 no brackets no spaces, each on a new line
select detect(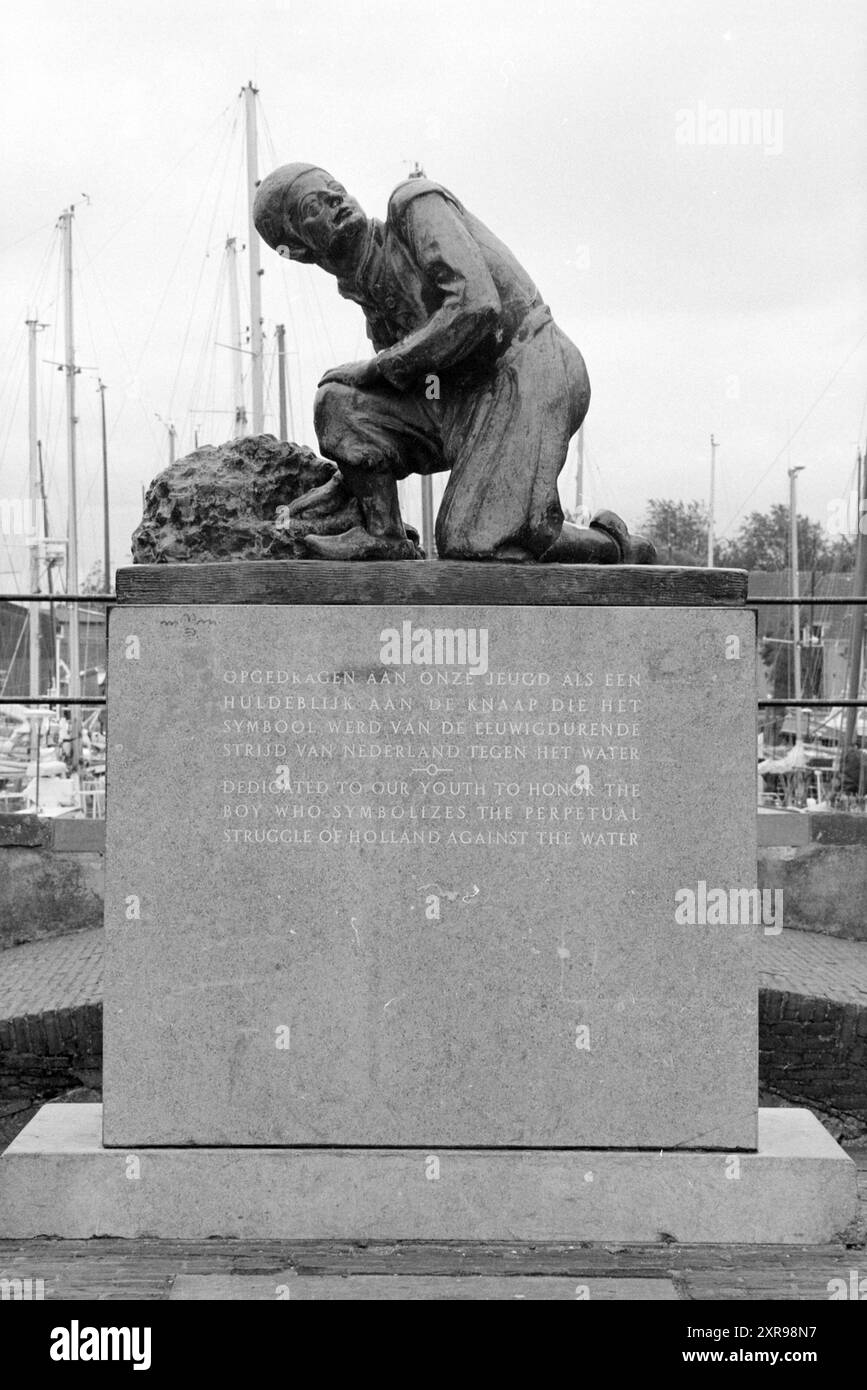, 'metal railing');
1,589,865,817
1,590,865,711
0,592,112,708
0,592,111,816
748,594,867,711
